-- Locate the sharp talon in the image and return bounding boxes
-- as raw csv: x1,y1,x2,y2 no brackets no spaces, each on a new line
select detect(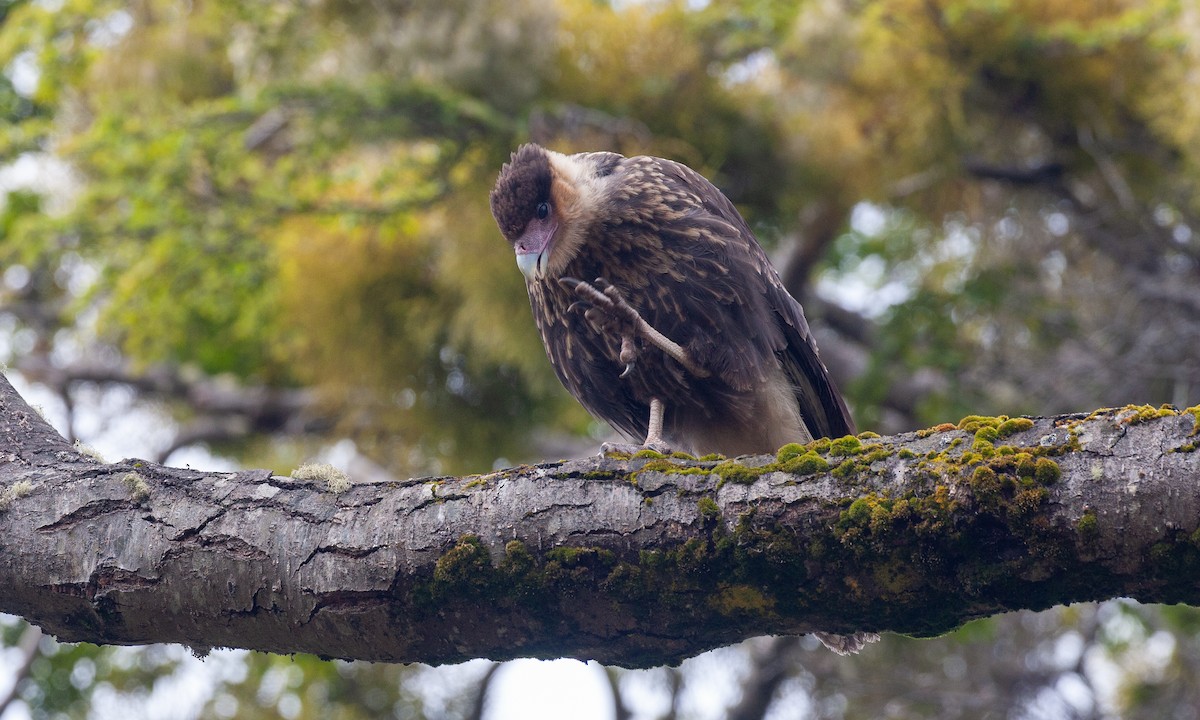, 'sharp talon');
619,335,638,364
558,277,582,290
620,363,635,378
567,301,590,314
